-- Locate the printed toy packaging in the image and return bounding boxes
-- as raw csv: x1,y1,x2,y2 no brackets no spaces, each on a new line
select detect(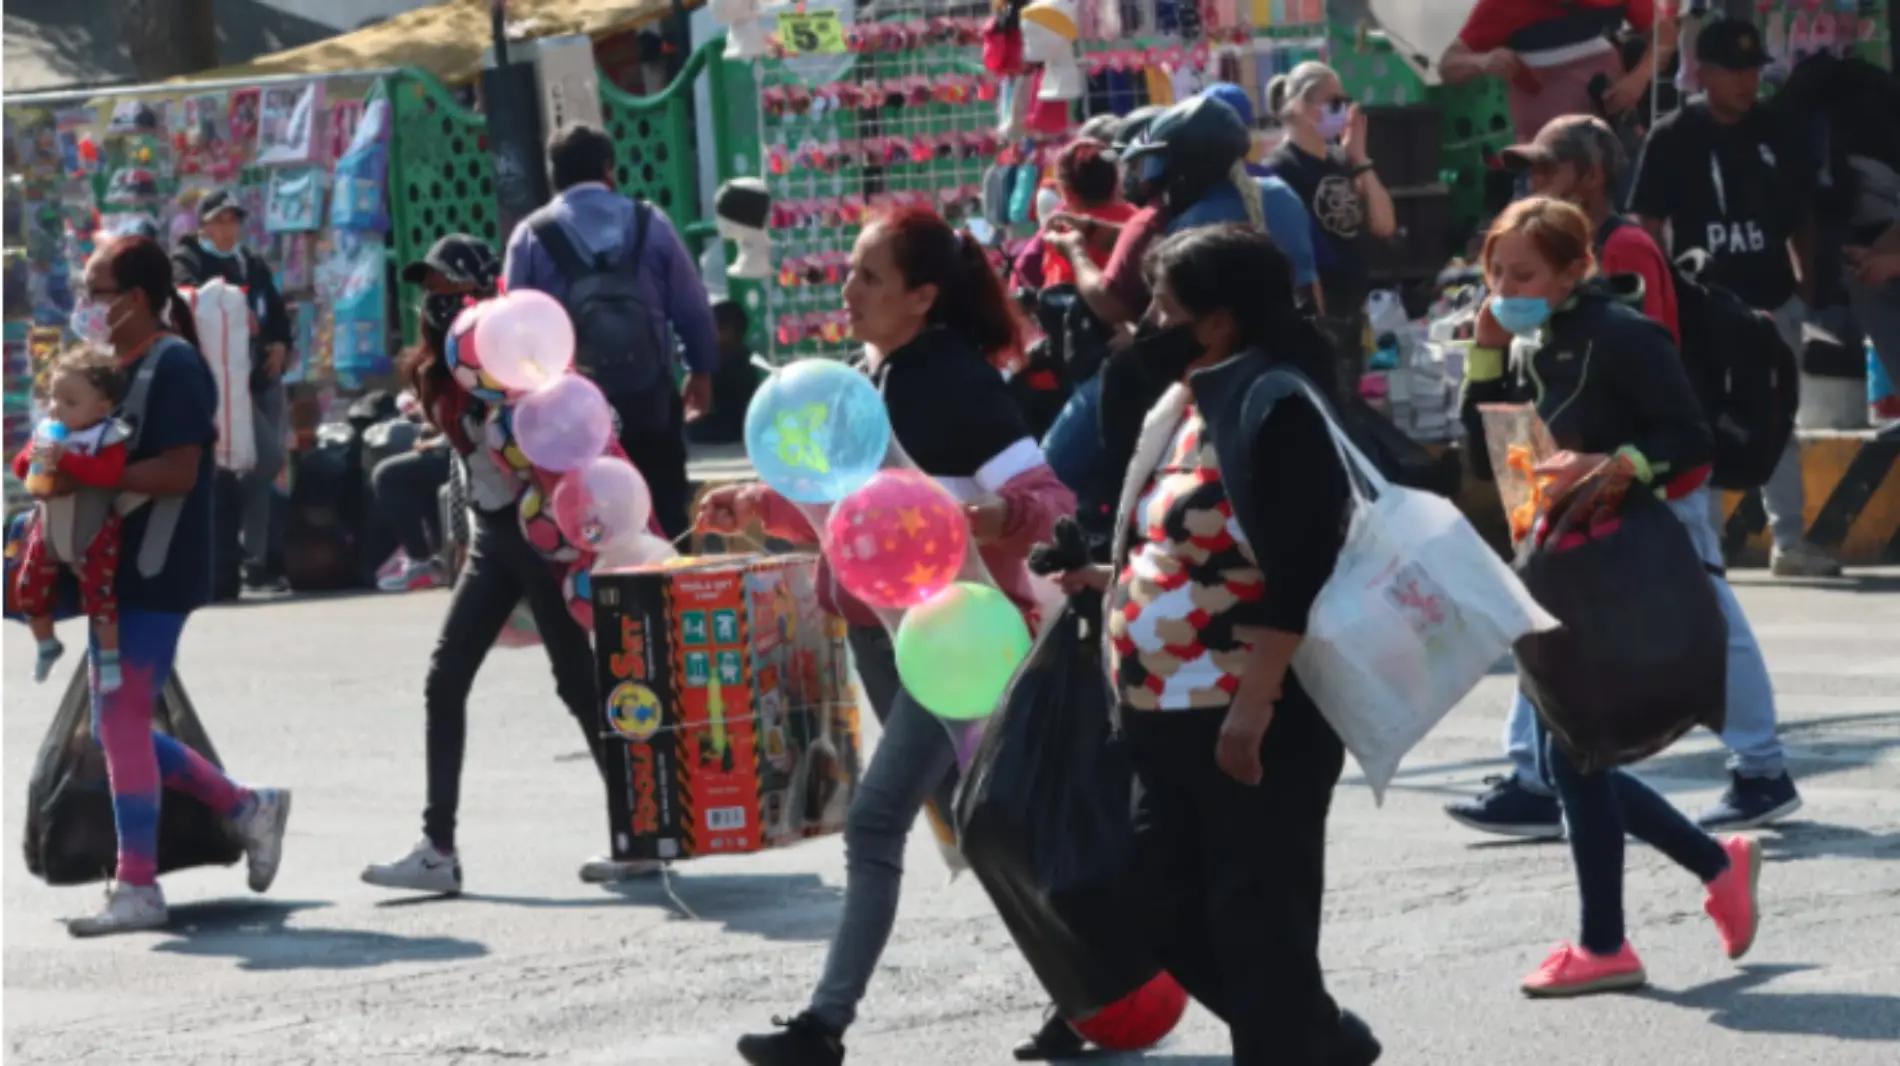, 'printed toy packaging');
592,553,860,862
